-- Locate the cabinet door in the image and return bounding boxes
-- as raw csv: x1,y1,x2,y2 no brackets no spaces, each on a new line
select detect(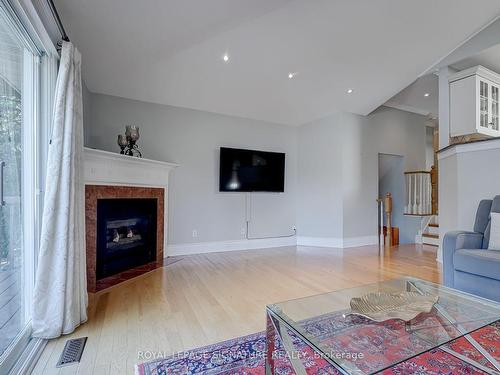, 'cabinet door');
490,83,499,131
479,79,489,129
